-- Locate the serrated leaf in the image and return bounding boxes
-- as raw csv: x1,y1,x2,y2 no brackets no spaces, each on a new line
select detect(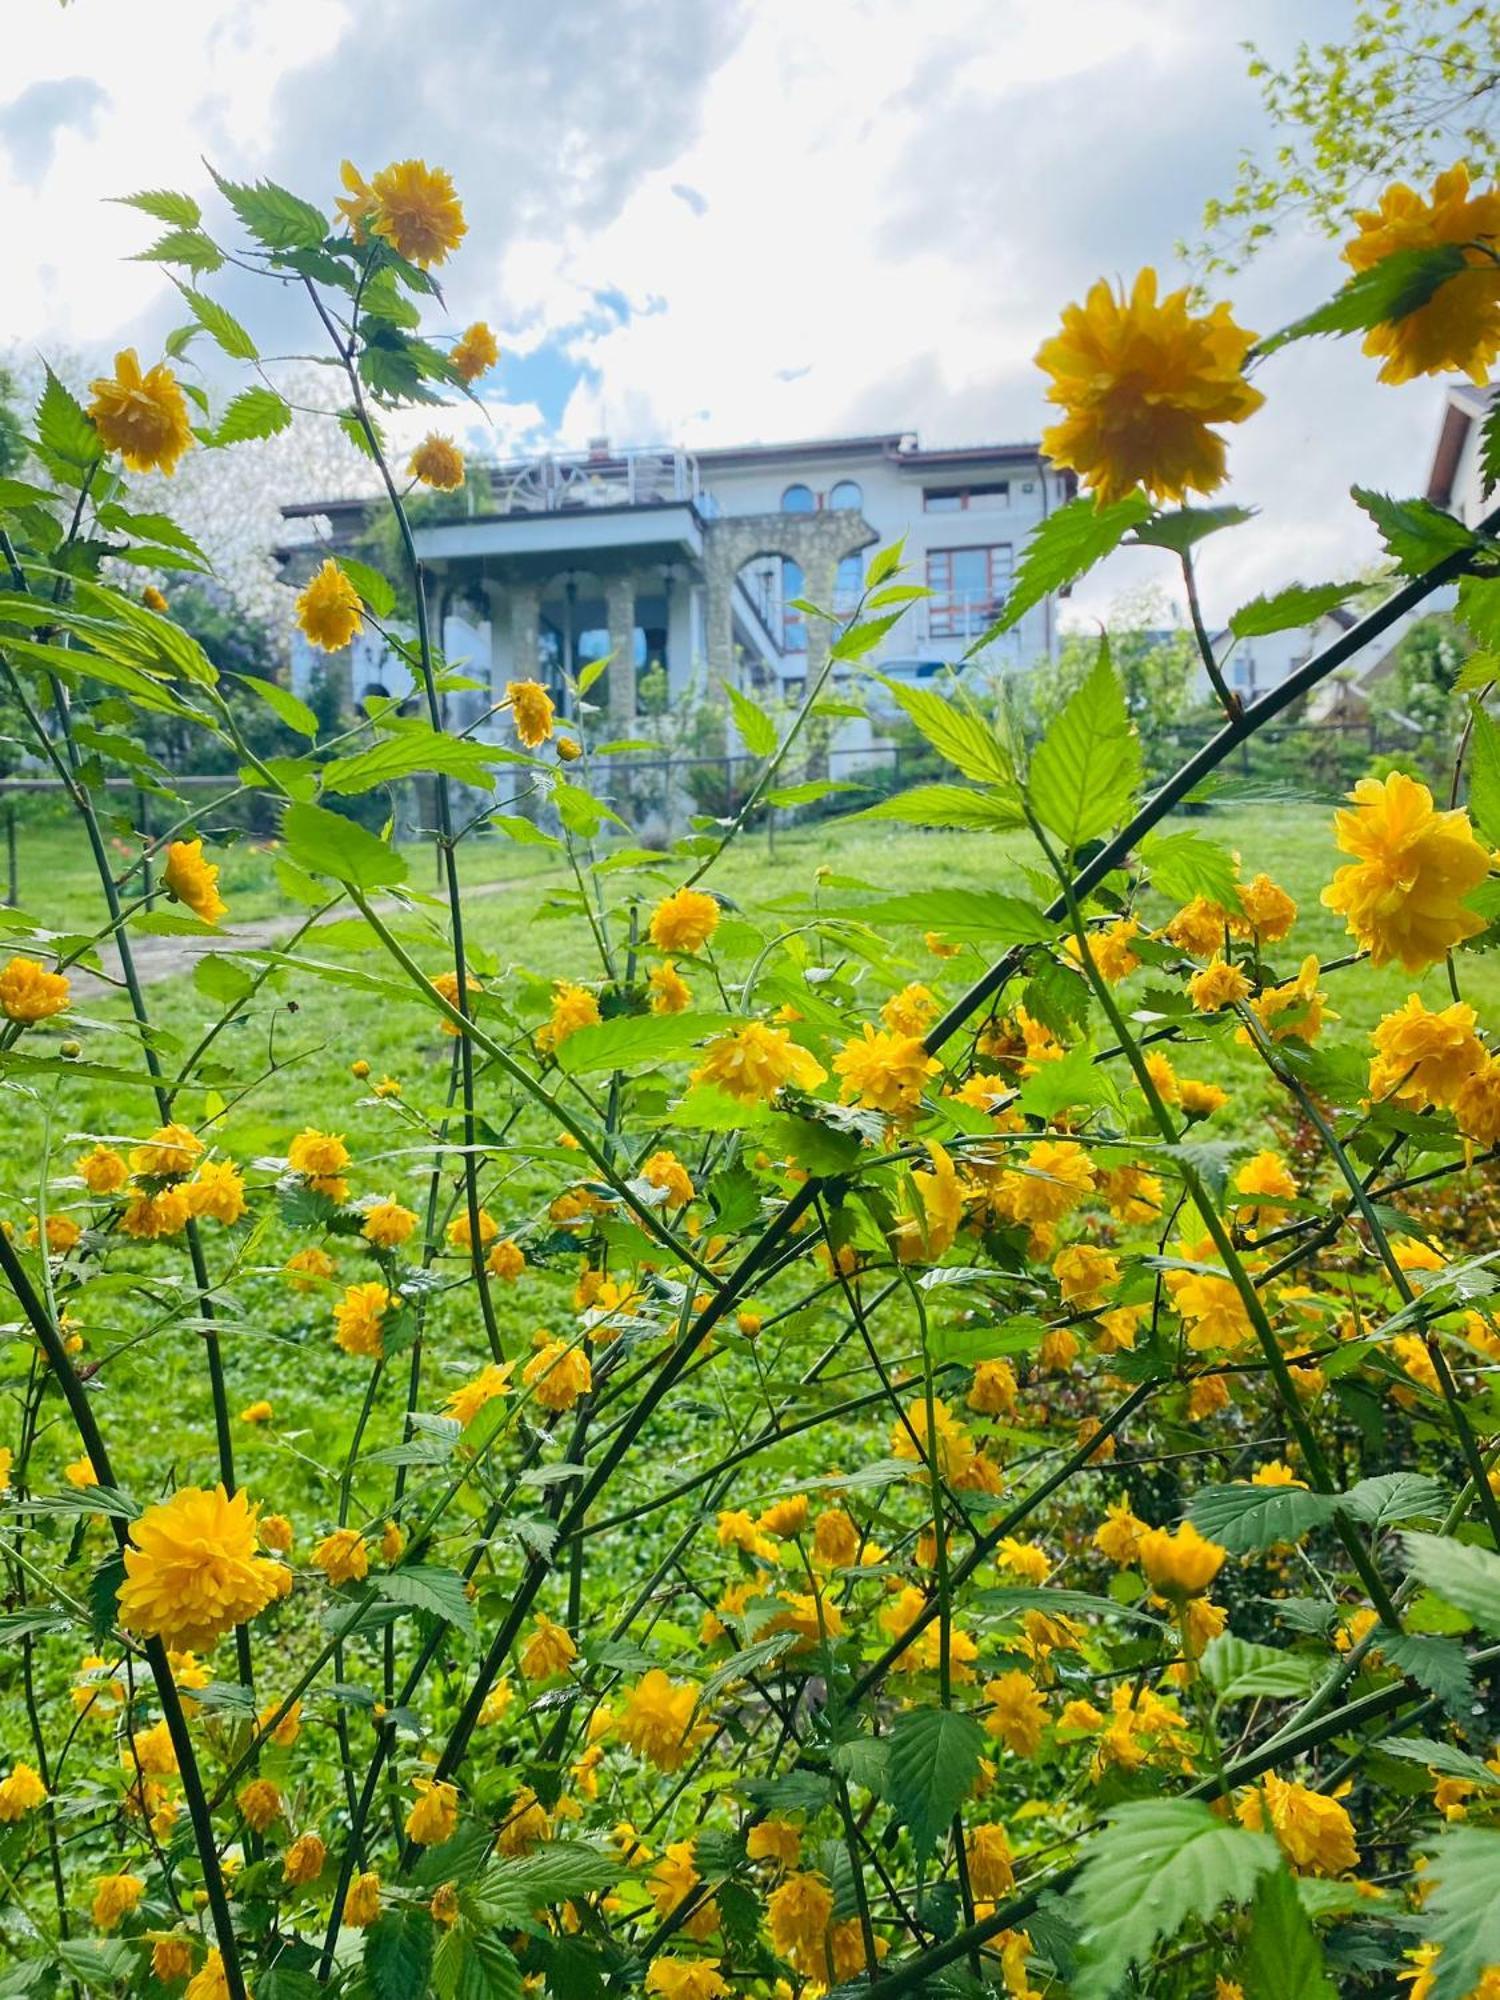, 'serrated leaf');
136,226,223,275
1352,486,1478,575
1199,1634,1322,1700
875,678,1016,788
473,1845,624,1921
1342,1471,1447,1528
1029,641,1141,849
1229,580,1366,637
853,783,1025,830
213,387,293,446
36,366,100,472
177,285,258,361
971,491,1151,642
321,724,507,796
1481,402,1500,503
335,555,397,620
1375,1631,1475,1719
88,1550,126,1644
1188,1483,1339,1553
1404,1533,1500,1633
1420,1827,1500,2000
1259,244,1471,358
700,1631,800,1702
116,187,203,228
885,1706,985,1860
1070,1799,1280,2000
832,889,1052,940
376,1564,475,1636
1237,1864,1335,2000
1139,827,1240,907
1469,707,1500,847
239,673,318,739
1380,1736,1497,1786
724,681,778,757
282,800,408,890
364,1908,434,2000
210,167,328,251
1131,504,1255,553
552,1010,731,1076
